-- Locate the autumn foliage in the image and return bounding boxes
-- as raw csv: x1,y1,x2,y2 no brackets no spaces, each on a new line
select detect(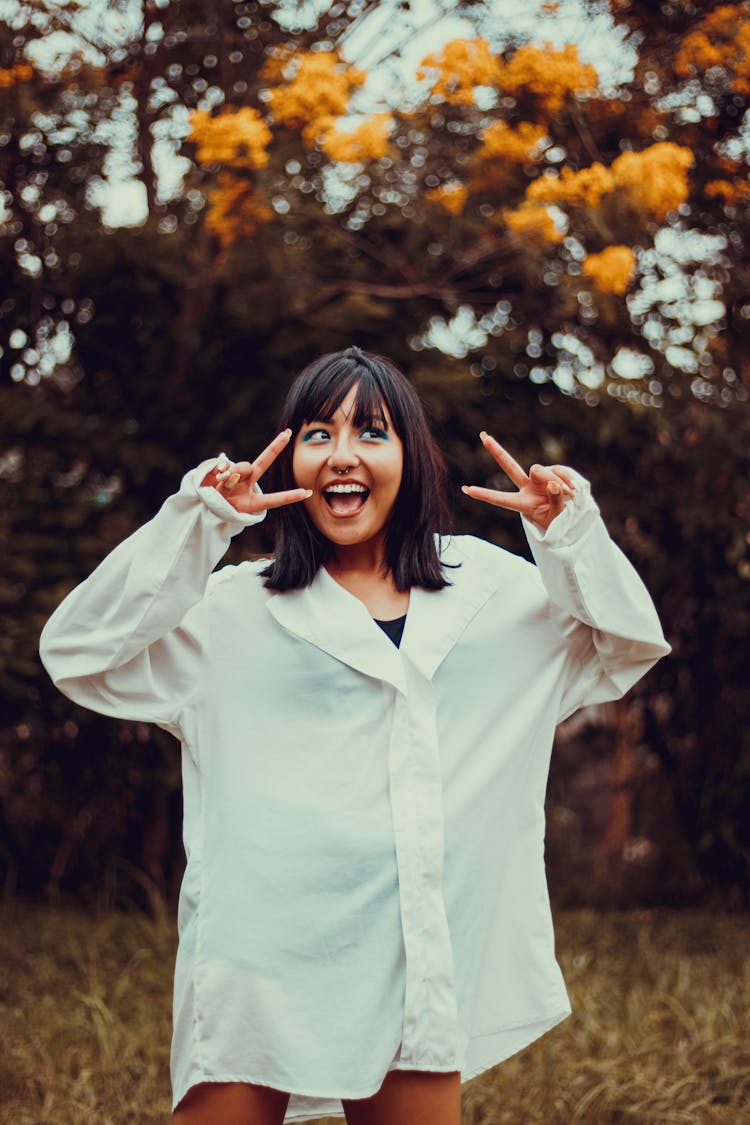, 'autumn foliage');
2,0,750,908
675,4,750,94
184,35,695,298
